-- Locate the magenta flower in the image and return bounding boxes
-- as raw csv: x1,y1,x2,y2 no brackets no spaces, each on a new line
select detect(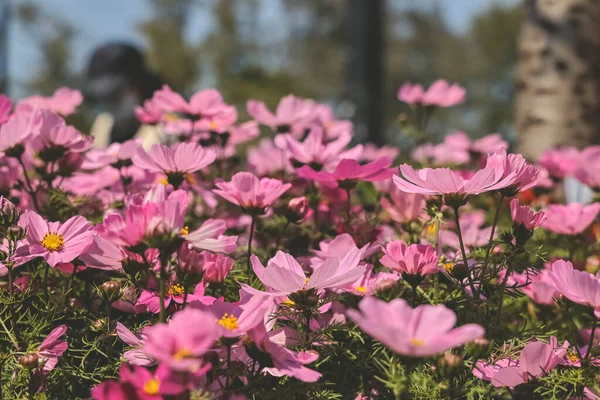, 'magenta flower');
500,266,558,305
392,163,507,201
150,85,237,134
18,87,83,116
347,297,484,357
510,199,546,230
248,138,293,176
83,139,142,169
538,147,580,179
23,211,95,267
183,219,238,253
247,323,322,382
251,249,365,295
297,158,393,188
542,202,600,235
397,80,465,107
116,322,153,366
31,110,92,157
199,251,234,283
470,133,509,156
0,94,11,125
277,127,362,170
549,259,600,317
379,182,426,224
0,109,41,157
37,325,68,371
213,172,291,214
473,358,518,382
142,308,219,371
491,337,568,388
132,142,215,187
574,146,600,189
197,296,270,338
380,241,439,277
484,149,539,195
247,95,316,134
